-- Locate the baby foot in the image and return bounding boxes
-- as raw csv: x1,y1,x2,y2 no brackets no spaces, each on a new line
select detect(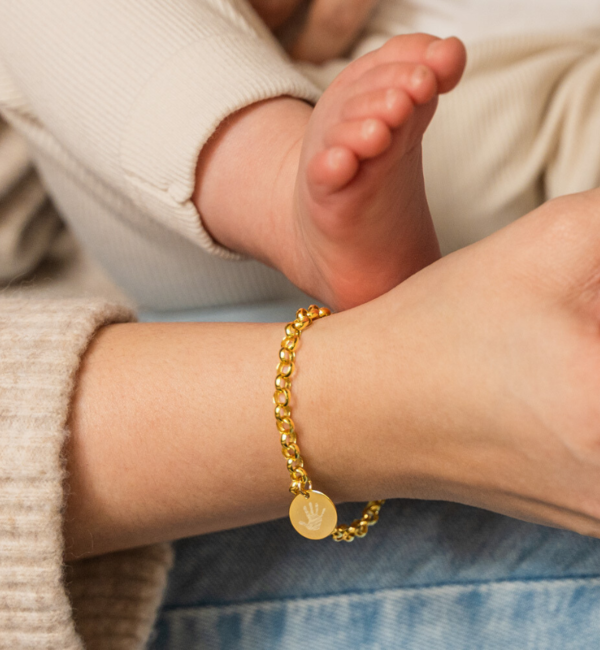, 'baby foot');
289,34,466,310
